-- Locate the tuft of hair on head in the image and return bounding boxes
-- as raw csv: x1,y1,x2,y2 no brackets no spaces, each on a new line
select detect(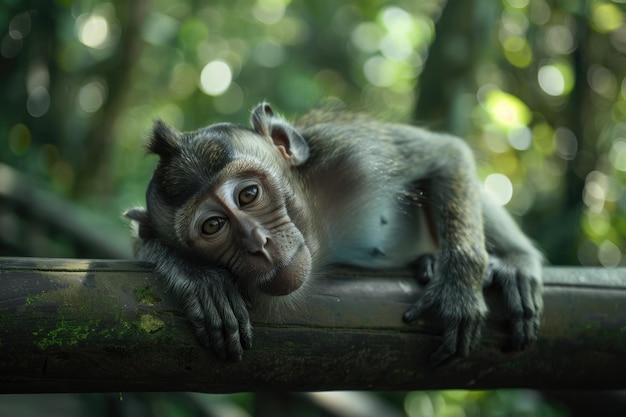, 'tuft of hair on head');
147,120,182,160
